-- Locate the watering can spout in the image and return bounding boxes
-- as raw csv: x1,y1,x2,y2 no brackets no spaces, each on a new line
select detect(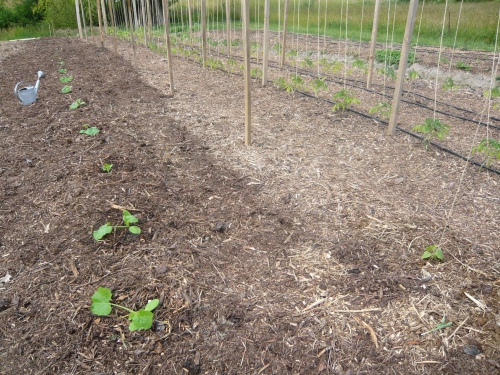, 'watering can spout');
14,70,45,105
34,71,45,93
